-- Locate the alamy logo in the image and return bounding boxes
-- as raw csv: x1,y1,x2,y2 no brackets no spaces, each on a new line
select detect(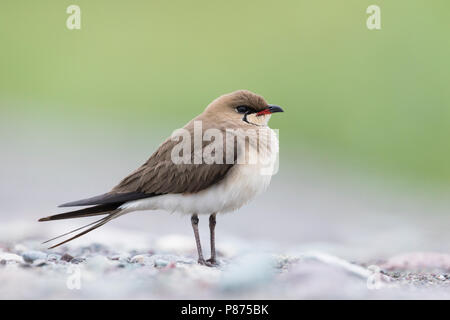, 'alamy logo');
366,5,381,30
66,5,81,30
66,265,82,290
